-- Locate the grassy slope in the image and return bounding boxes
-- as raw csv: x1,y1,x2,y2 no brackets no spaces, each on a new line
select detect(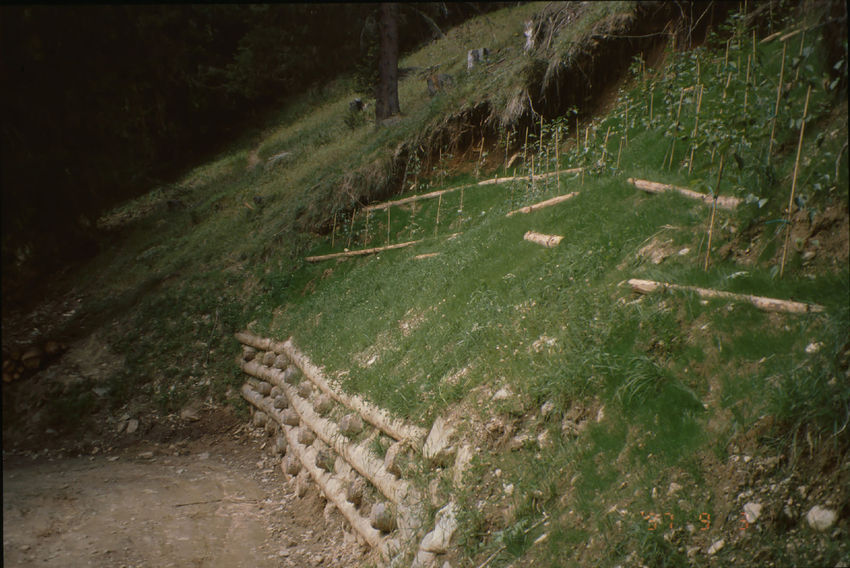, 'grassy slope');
64,2,849,566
